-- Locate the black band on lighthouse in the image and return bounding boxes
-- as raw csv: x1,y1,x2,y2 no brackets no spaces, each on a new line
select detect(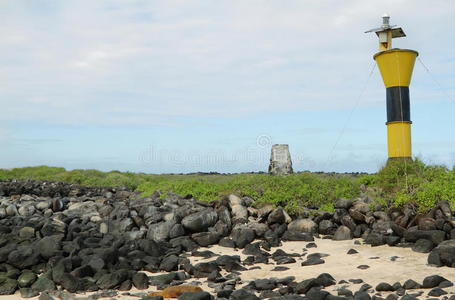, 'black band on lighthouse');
386,86,410,122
